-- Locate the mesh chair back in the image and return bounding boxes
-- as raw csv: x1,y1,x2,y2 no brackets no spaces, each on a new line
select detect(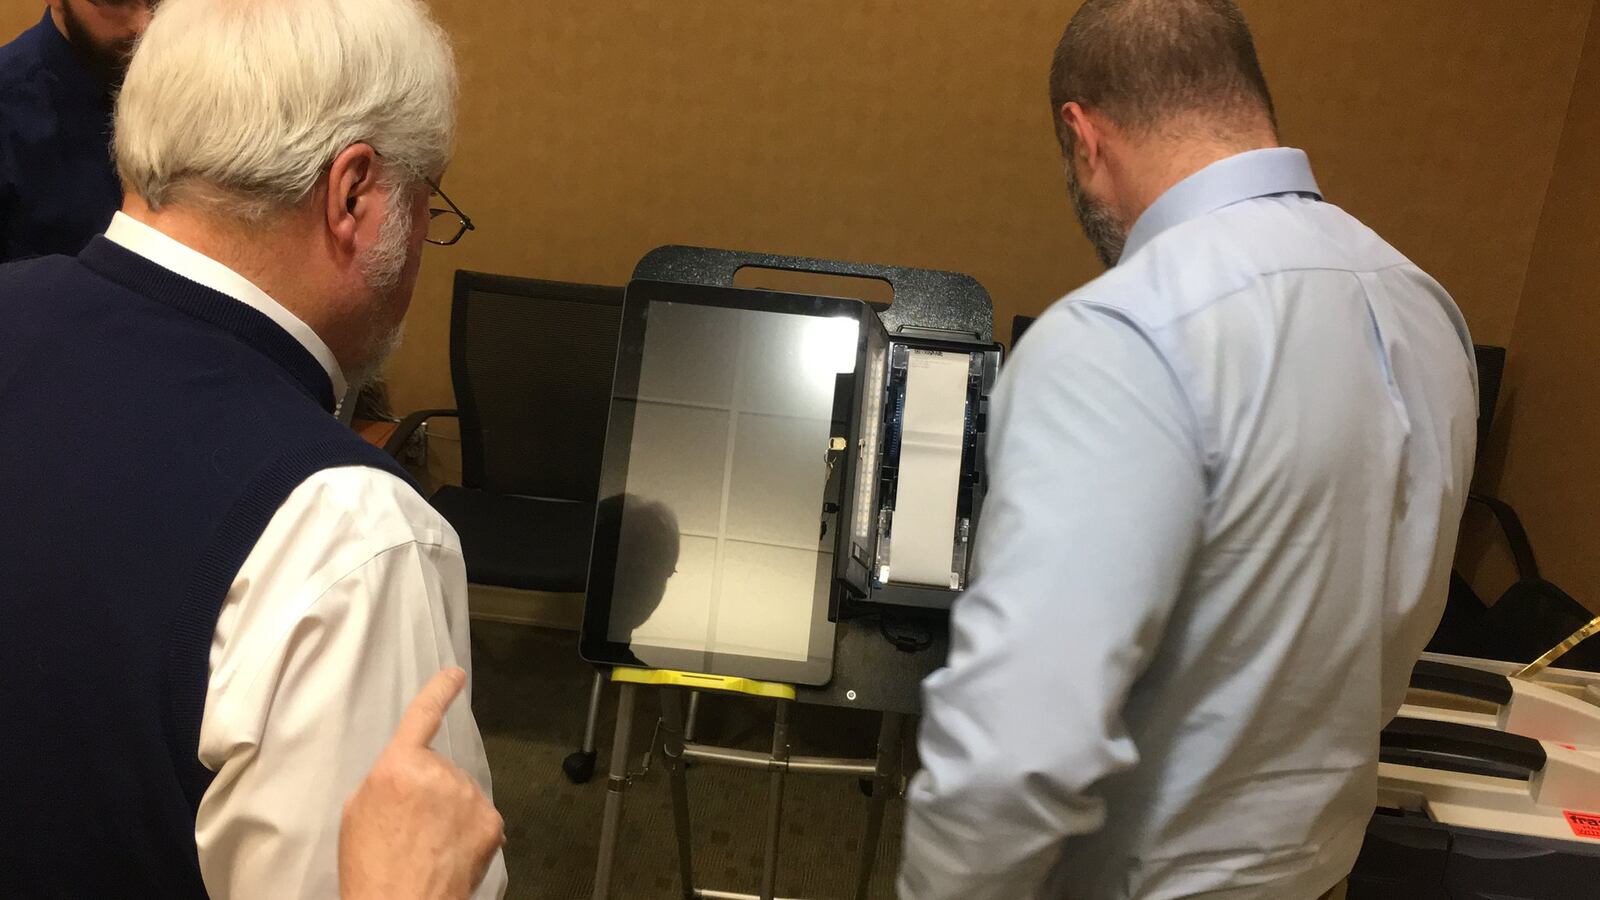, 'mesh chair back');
451,272,622,499
1012,314,1036,349
1473,344,1506,457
